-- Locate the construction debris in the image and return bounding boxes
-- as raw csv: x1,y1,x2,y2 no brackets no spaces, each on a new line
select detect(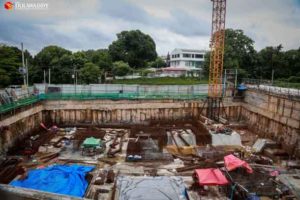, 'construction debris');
1,119,299,200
